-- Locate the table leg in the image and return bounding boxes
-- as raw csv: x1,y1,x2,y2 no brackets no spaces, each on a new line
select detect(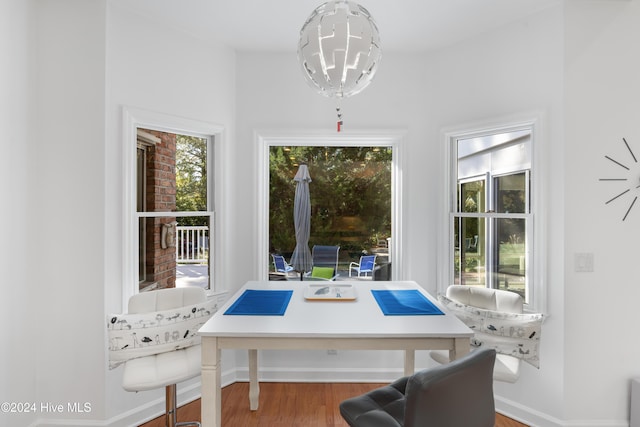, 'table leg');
248,349,259,410
201,337,221,427
449,337,471,361
403,350,415,376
